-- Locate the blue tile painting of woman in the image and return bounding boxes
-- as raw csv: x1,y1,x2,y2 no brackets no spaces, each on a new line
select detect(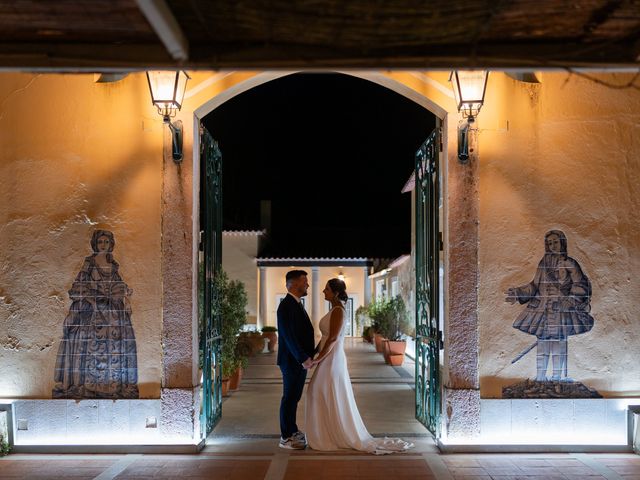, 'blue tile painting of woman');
53,230,139,399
